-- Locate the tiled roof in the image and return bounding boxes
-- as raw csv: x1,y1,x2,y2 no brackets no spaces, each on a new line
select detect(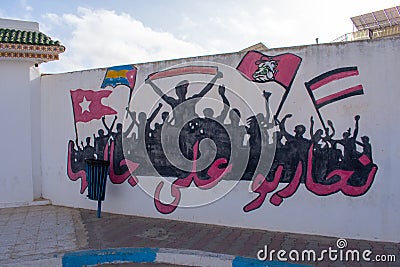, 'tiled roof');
0,27,65,63
0,28,61,46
